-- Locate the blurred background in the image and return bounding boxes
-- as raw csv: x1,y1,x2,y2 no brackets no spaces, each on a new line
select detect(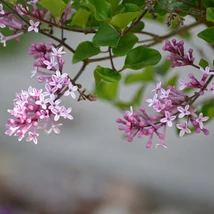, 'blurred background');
0,15,214,214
